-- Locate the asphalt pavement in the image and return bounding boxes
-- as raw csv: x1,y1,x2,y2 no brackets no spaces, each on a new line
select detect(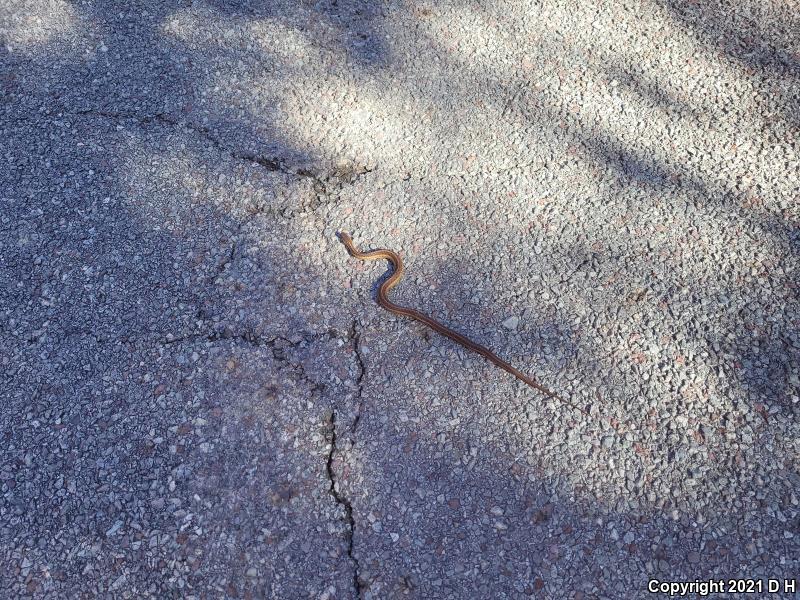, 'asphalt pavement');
1,0,798,598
